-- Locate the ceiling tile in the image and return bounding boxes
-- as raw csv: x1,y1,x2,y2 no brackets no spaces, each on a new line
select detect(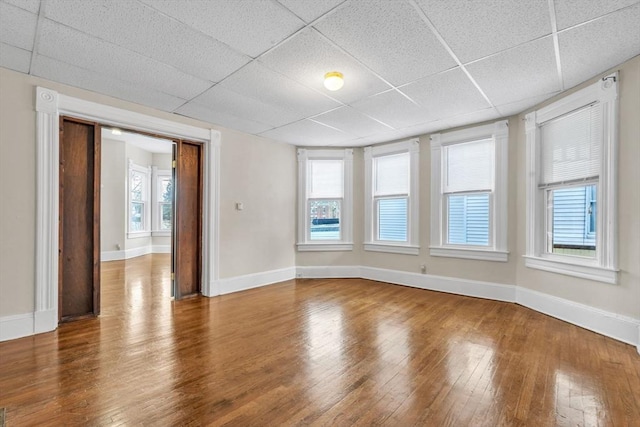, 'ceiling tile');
466,36,560,106
312,106,392,137
495,92,559,117
443,108,501,130
559,3,640,89
1,0,40,14
219,61,341,117
416,0,550,63
261,119,351,146
0,2,37,51
191,85,303,128
259,28,391,104
175,102,273,134
276,0,345,23
314,0,456,86
0,42,31,73
554,0,639,30
394,120,448,139
44,0,251,82
398,68,491,120
351,90,430,129
139,0,304,58
347,130,408,147
36,19,213,99
31,55,187,111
